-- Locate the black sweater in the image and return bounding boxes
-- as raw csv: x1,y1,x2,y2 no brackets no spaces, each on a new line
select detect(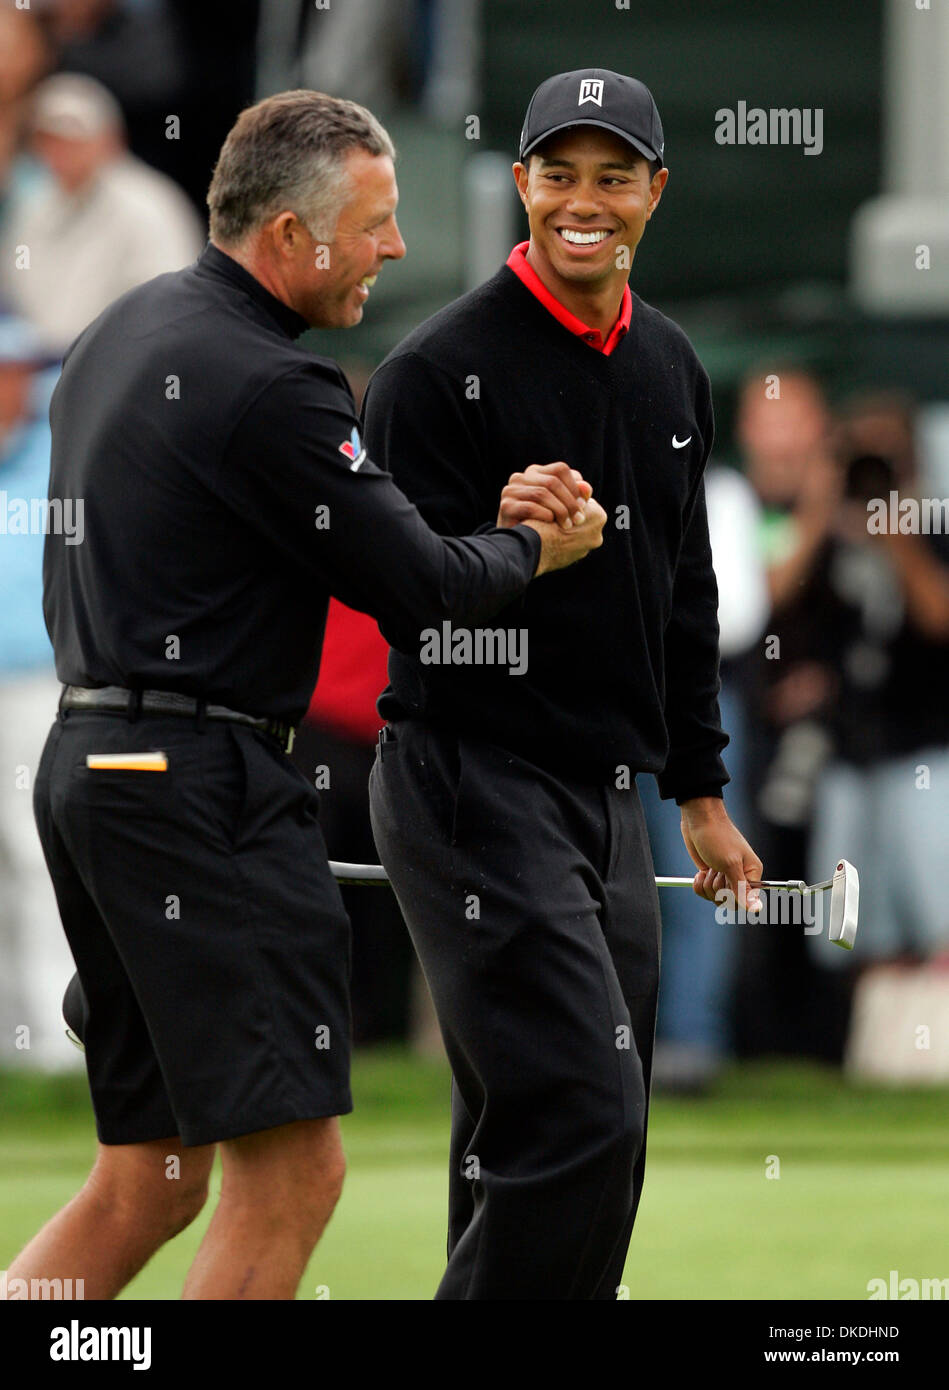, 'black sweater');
362,265,729,800
43,245,540,723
